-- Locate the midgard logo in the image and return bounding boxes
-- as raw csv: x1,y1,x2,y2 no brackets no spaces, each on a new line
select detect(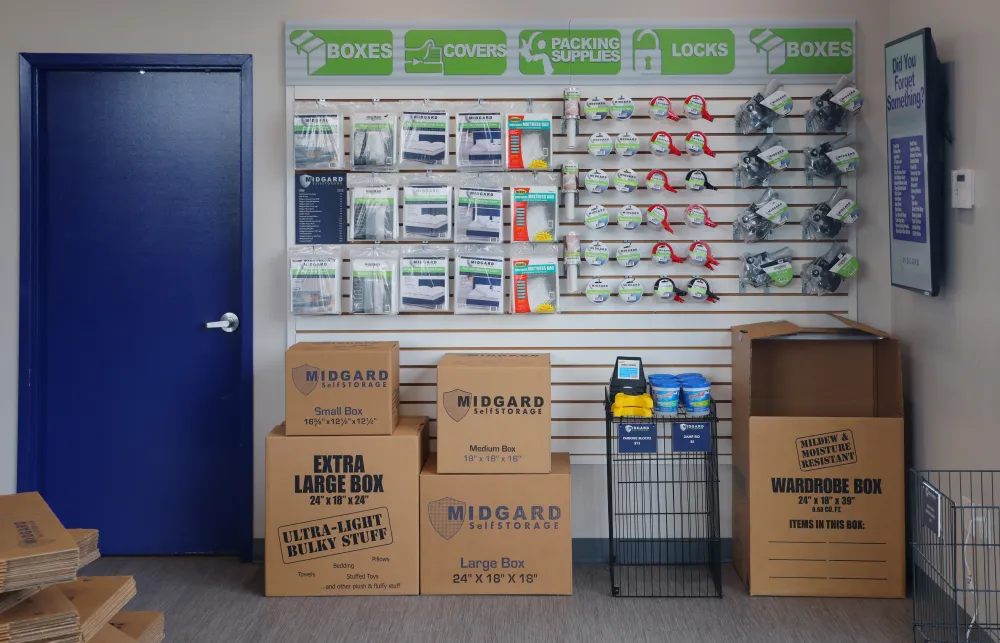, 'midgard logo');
14,520,54,548
749,28,854,75
289,29,393,76
279,508,393,563
427,497,562,540
298,174,342,189
442,389,546,422
291,365,389,396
